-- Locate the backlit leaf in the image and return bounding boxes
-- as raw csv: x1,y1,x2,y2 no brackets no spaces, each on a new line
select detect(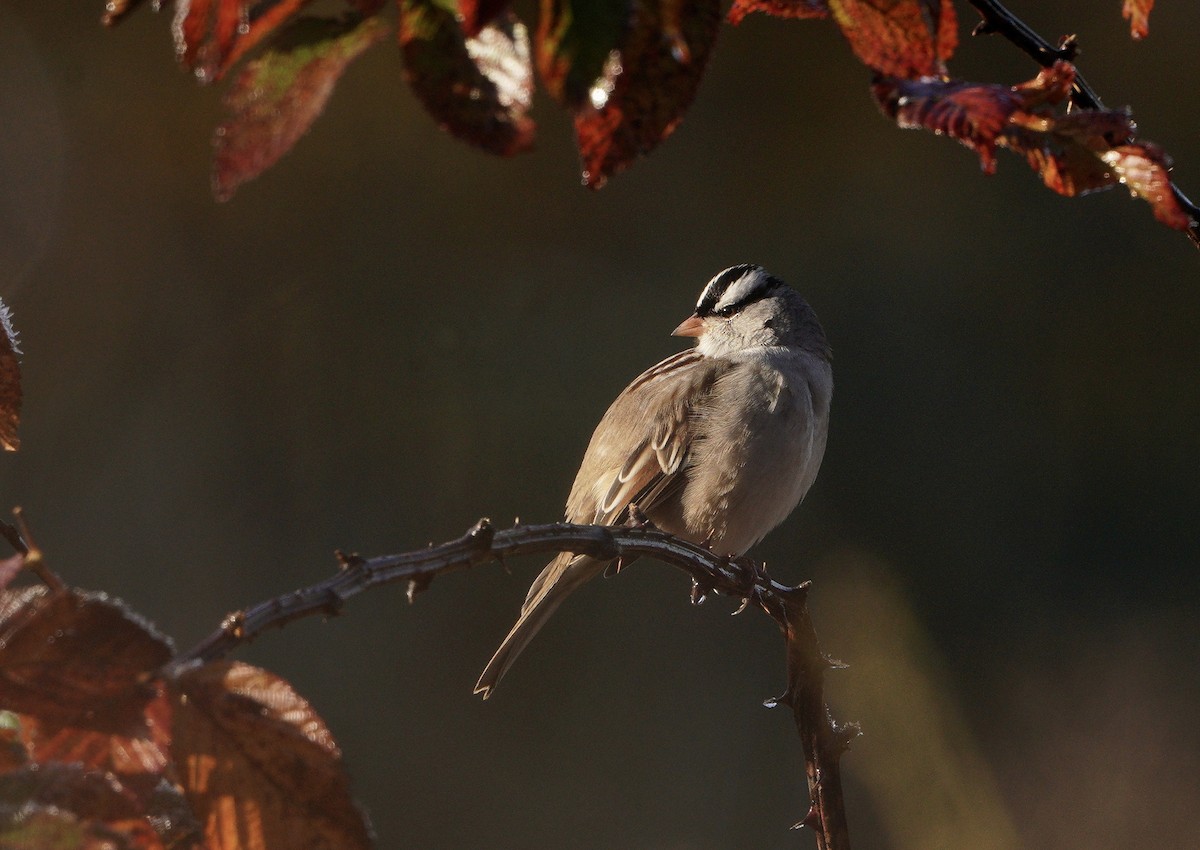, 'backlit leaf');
212,15,388,201
170,660,371,850
536,0,630,108
727,0,828,26
1122,0,1154,40
0,587,175,778
401,2,535,156
874,61,1193,232
827,0,956,78
0,298,21,452
575,0,721,188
